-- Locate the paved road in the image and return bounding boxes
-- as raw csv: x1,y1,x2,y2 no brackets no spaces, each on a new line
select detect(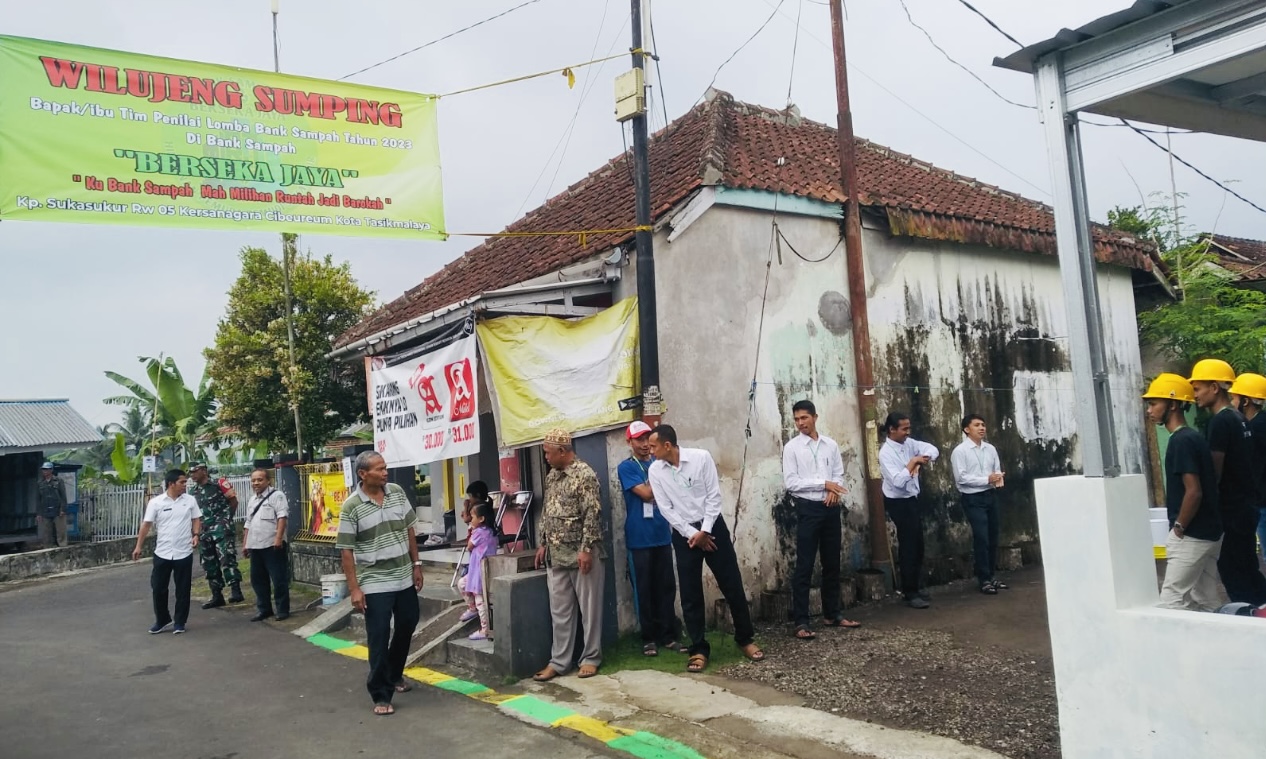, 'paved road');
0,562,608,759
